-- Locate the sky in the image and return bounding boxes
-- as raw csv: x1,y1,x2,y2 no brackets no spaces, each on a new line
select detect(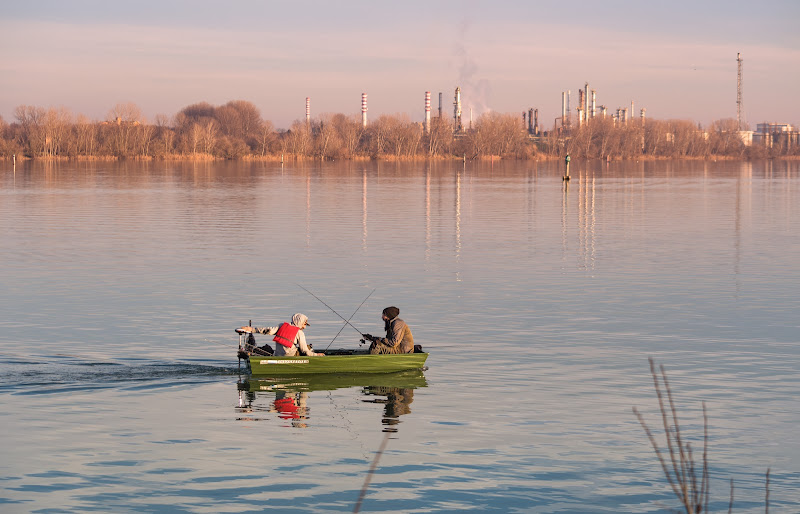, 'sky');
1,0,798,130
